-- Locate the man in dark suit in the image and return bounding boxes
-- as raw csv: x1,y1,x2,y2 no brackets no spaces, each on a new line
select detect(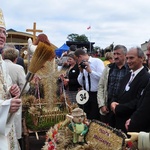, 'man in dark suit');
125,79,150,132
111,47,150,134
125,42,150,132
